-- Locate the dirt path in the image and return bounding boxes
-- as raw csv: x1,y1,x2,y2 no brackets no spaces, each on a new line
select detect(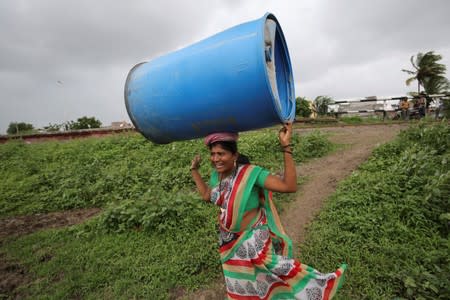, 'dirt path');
283,124,408,248
180,123,409,299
